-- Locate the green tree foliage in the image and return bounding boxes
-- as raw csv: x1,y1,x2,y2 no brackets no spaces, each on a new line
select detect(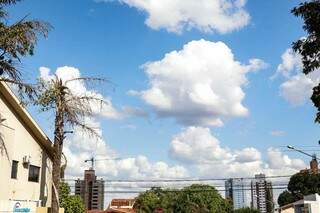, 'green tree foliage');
292,0,320,122
59,182,85,213
277,190,295,207
134,184,232,213
278,172,320,206
233,207,259,213
287,171,320,196
176,185,232,213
